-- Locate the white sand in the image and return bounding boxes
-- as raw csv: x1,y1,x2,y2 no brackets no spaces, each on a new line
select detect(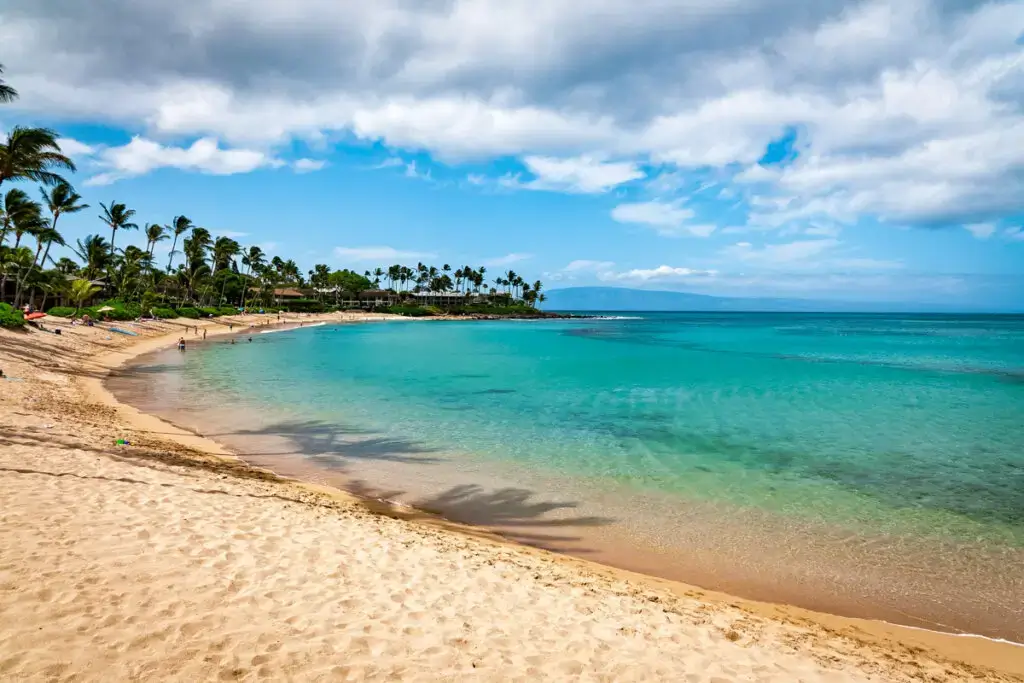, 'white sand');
0,317,1019,682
